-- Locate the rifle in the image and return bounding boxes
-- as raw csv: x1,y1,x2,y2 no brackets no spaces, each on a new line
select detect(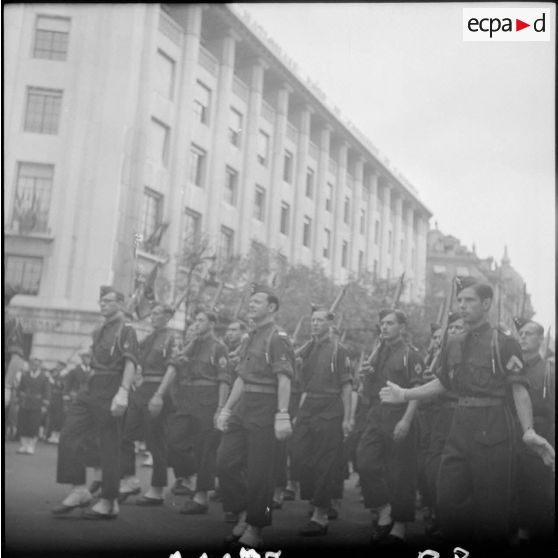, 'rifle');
210,281,225,312
519,283,527,318
232,291,247,321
